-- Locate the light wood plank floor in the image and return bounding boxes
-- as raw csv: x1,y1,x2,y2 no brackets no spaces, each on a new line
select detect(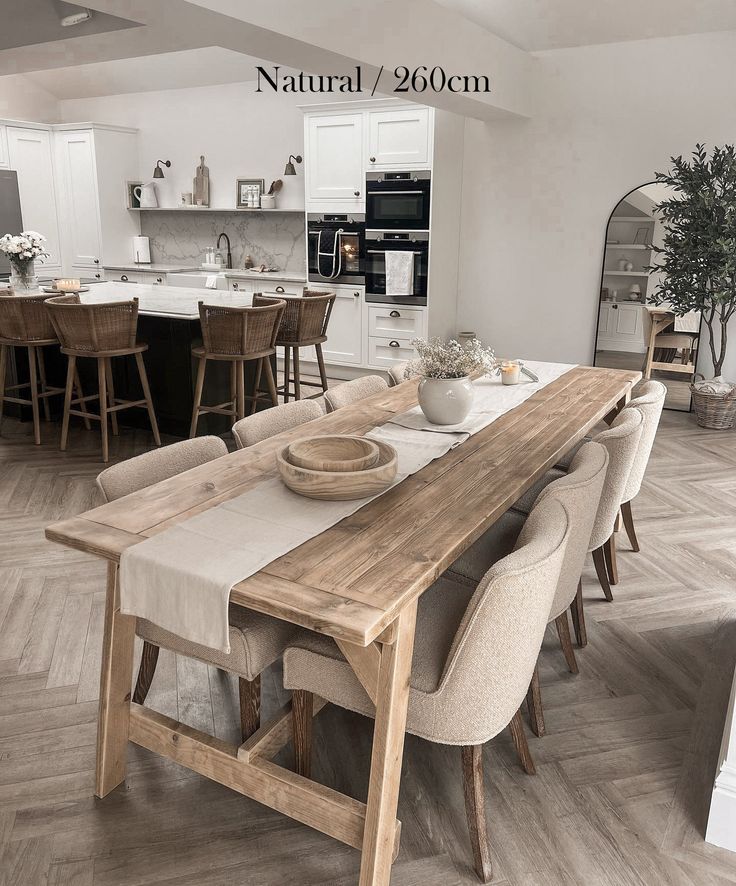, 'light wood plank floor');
1,403,736,885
